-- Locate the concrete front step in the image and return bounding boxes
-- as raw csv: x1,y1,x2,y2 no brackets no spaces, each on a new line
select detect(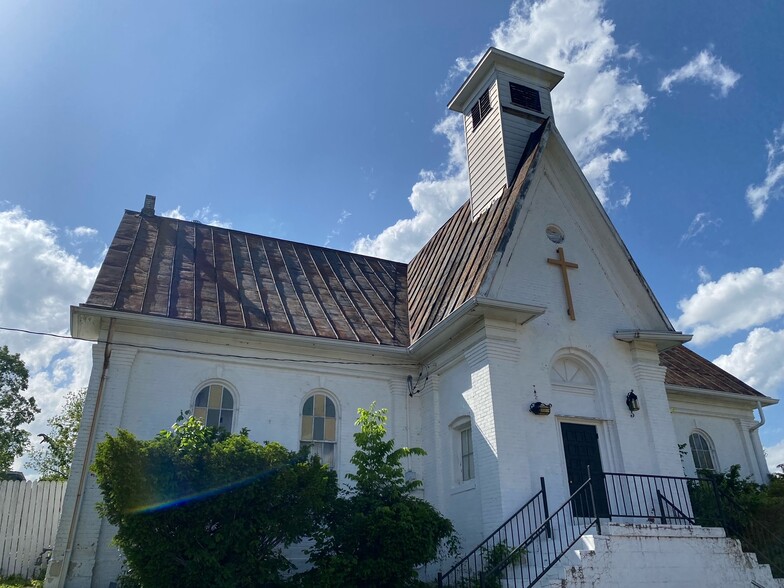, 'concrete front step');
545,523,781,588
490,523,782,587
